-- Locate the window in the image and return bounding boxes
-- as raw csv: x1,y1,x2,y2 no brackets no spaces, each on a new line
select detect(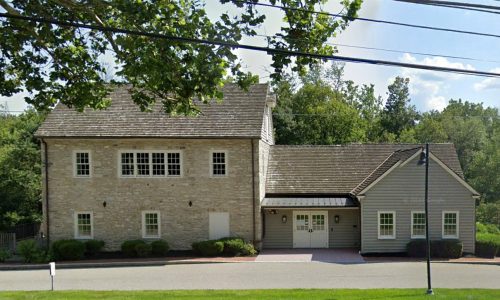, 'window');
211,151,227,176
442,211,459,238
378,211,396,239
121,152,135,176
411,211,426,238
119,151,182,177
74,151,91,177
75,212,93,239
167,152,181,176
142,211,160,238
